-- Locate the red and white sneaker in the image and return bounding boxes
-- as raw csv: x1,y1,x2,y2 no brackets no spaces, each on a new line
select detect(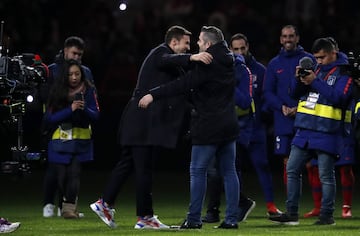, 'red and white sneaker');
342,205,352,218
267,207,282,217
303,208,320,218
90,198,116,228
134,215,169,229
